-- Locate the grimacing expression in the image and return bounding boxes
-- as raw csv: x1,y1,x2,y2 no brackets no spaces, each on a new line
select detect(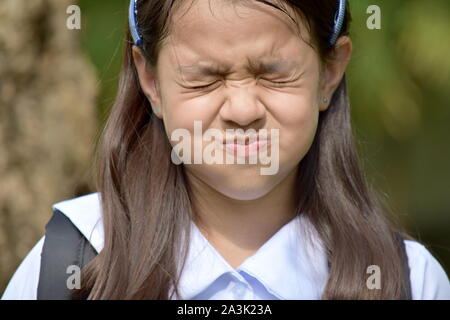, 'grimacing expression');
135,0,346,201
